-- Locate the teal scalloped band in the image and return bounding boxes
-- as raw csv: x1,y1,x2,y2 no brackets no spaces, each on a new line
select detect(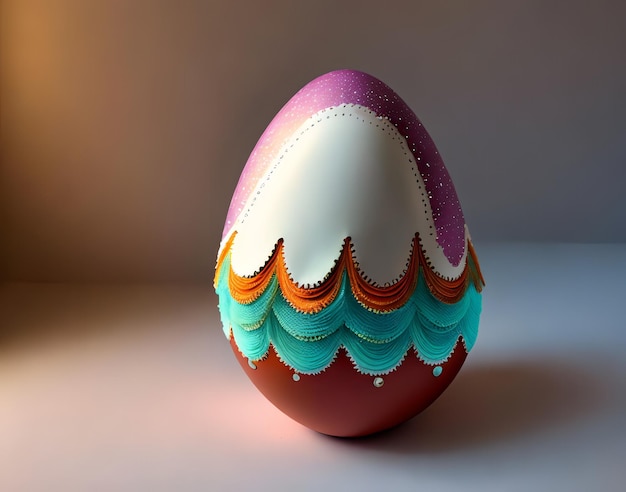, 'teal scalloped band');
216,252,481,376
